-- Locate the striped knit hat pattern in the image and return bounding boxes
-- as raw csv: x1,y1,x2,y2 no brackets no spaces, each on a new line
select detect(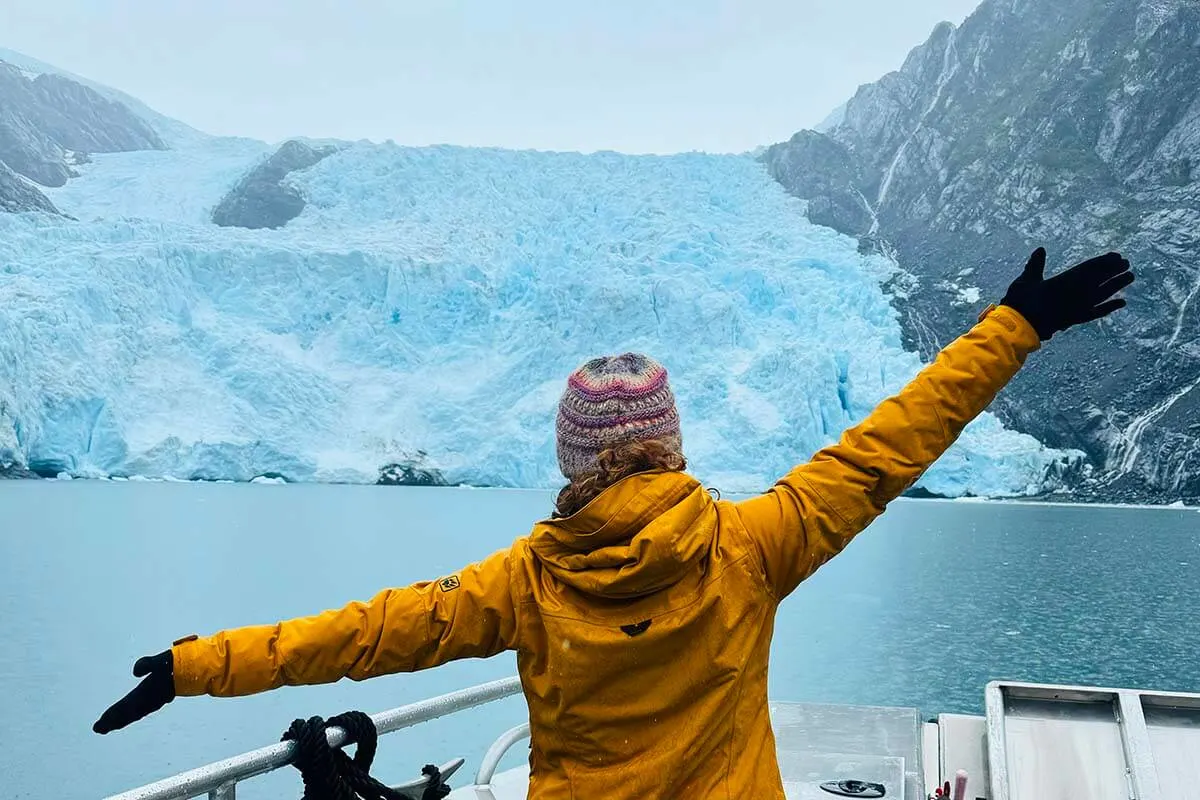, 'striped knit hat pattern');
556,353,682,480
